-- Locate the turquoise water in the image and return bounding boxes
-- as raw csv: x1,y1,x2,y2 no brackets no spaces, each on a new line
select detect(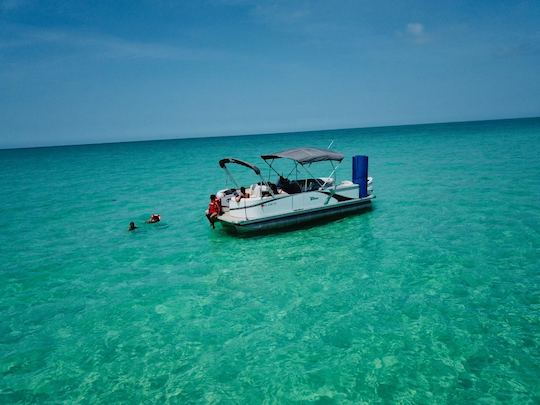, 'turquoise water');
1,118,539,403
